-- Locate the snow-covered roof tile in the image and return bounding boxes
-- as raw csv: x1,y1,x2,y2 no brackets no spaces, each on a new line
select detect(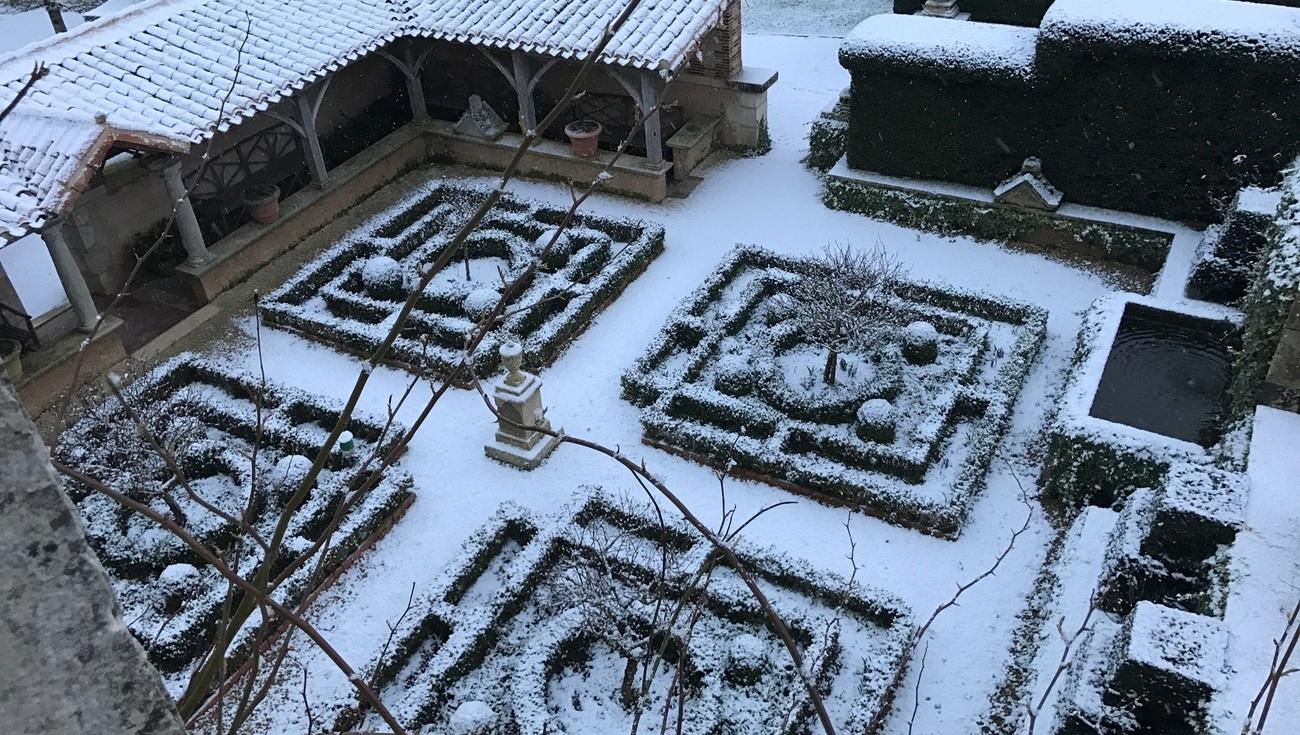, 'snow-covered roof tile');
0,0,725,243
